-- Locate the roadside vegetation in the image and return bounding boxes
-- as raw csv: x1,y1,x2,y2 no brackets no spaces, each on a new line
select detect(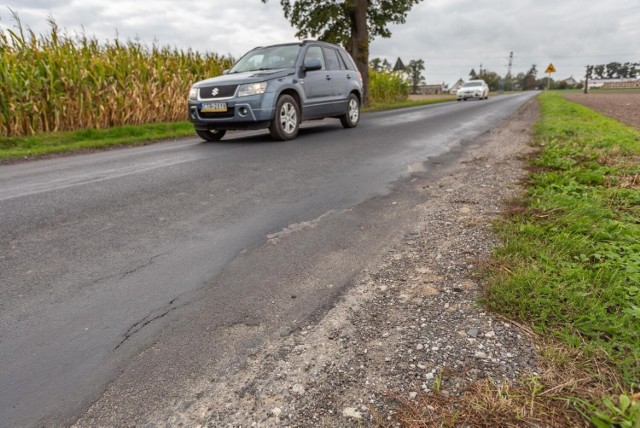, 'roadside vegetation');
0,15,232,138
0,71,422,161
398,92,640,426
0,122,195,160
0,22,429,162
